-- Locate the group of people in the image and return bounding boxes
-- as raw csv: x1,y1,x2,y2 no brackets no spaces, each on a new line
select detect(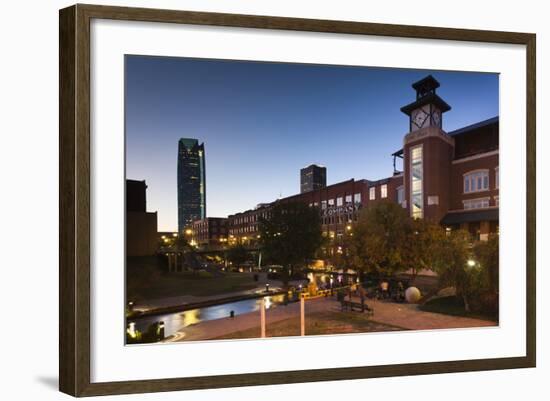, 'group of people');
335,278,407,311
